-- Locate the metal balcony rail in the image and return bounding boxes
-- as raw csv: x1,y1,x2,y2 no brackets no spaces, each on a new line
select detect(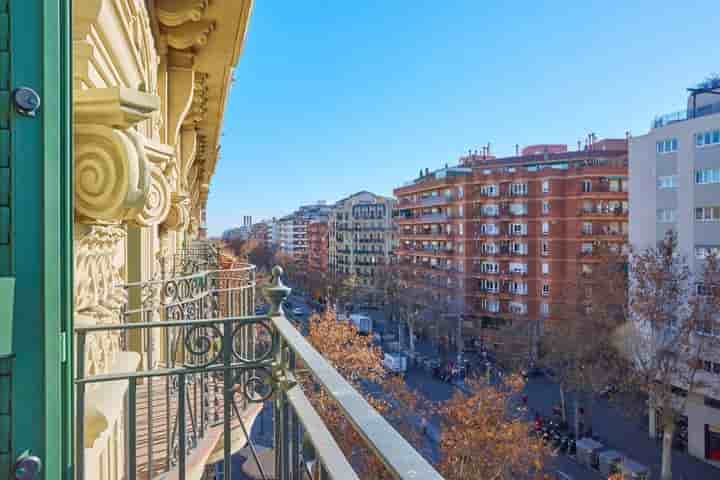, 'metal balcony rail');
652,99,720,128
74,265,442,480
